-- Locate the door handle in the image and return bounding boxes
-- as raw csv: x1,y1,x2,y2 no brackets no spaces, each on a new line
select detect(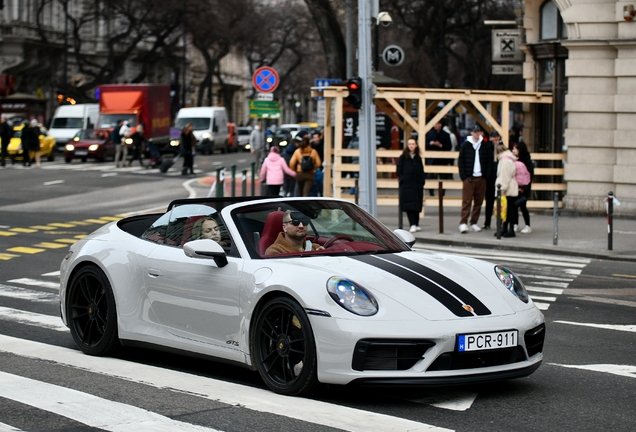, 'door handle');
148,268,163,277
